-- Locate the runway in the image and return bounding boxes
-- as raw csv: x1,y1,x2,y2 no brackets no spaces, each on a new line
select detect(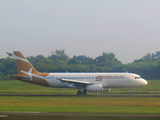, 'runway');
0,94,160,97
0,112,160,120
